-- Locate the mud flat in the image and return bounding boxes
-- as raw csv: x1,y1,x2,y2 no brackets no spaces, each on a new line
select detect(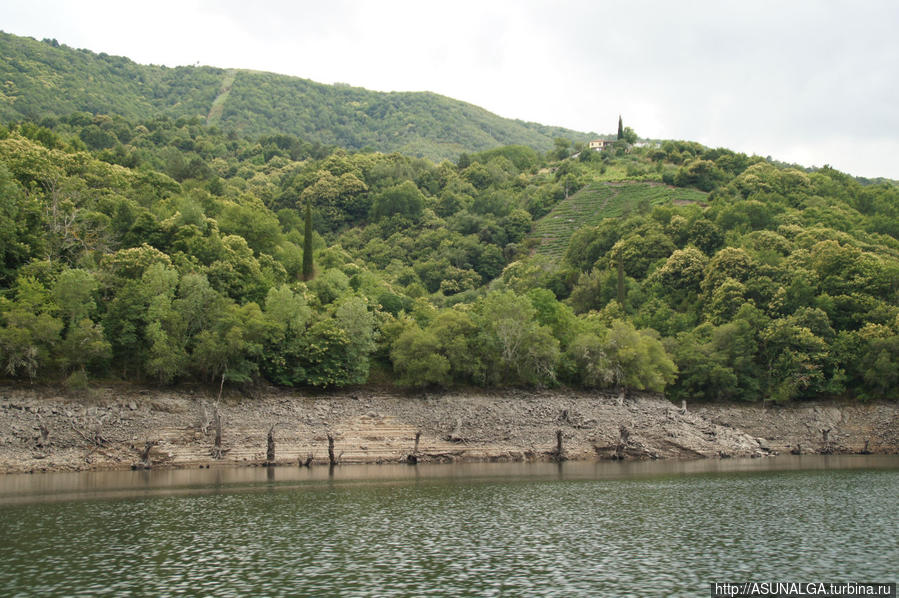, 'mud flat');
0,384,895,473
